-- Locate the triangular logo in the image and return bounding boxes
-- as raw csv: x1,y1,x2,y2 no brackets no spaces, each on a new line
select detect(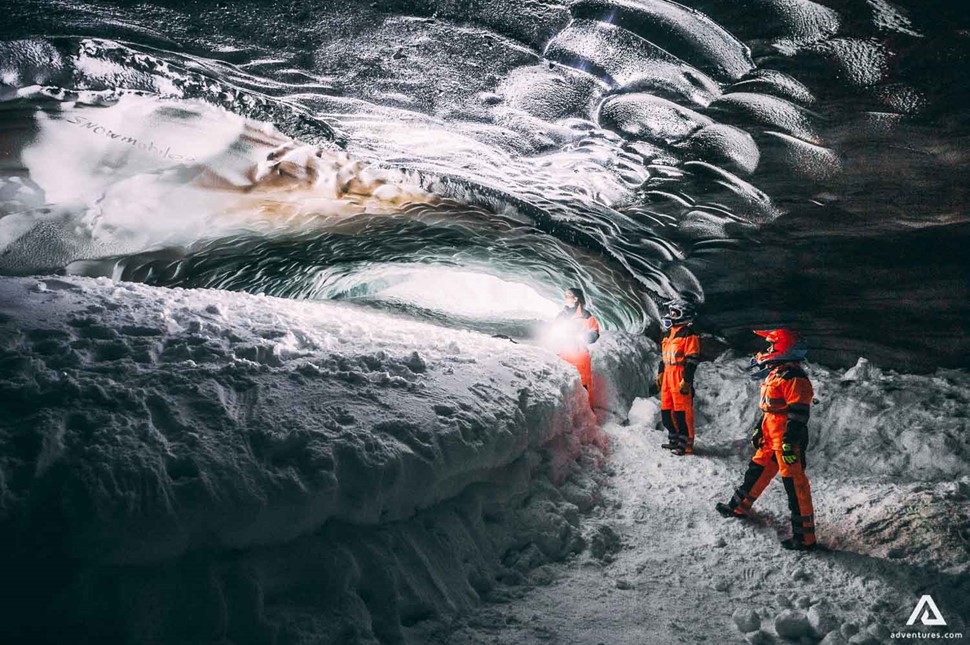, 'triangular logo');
906,595,947,626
